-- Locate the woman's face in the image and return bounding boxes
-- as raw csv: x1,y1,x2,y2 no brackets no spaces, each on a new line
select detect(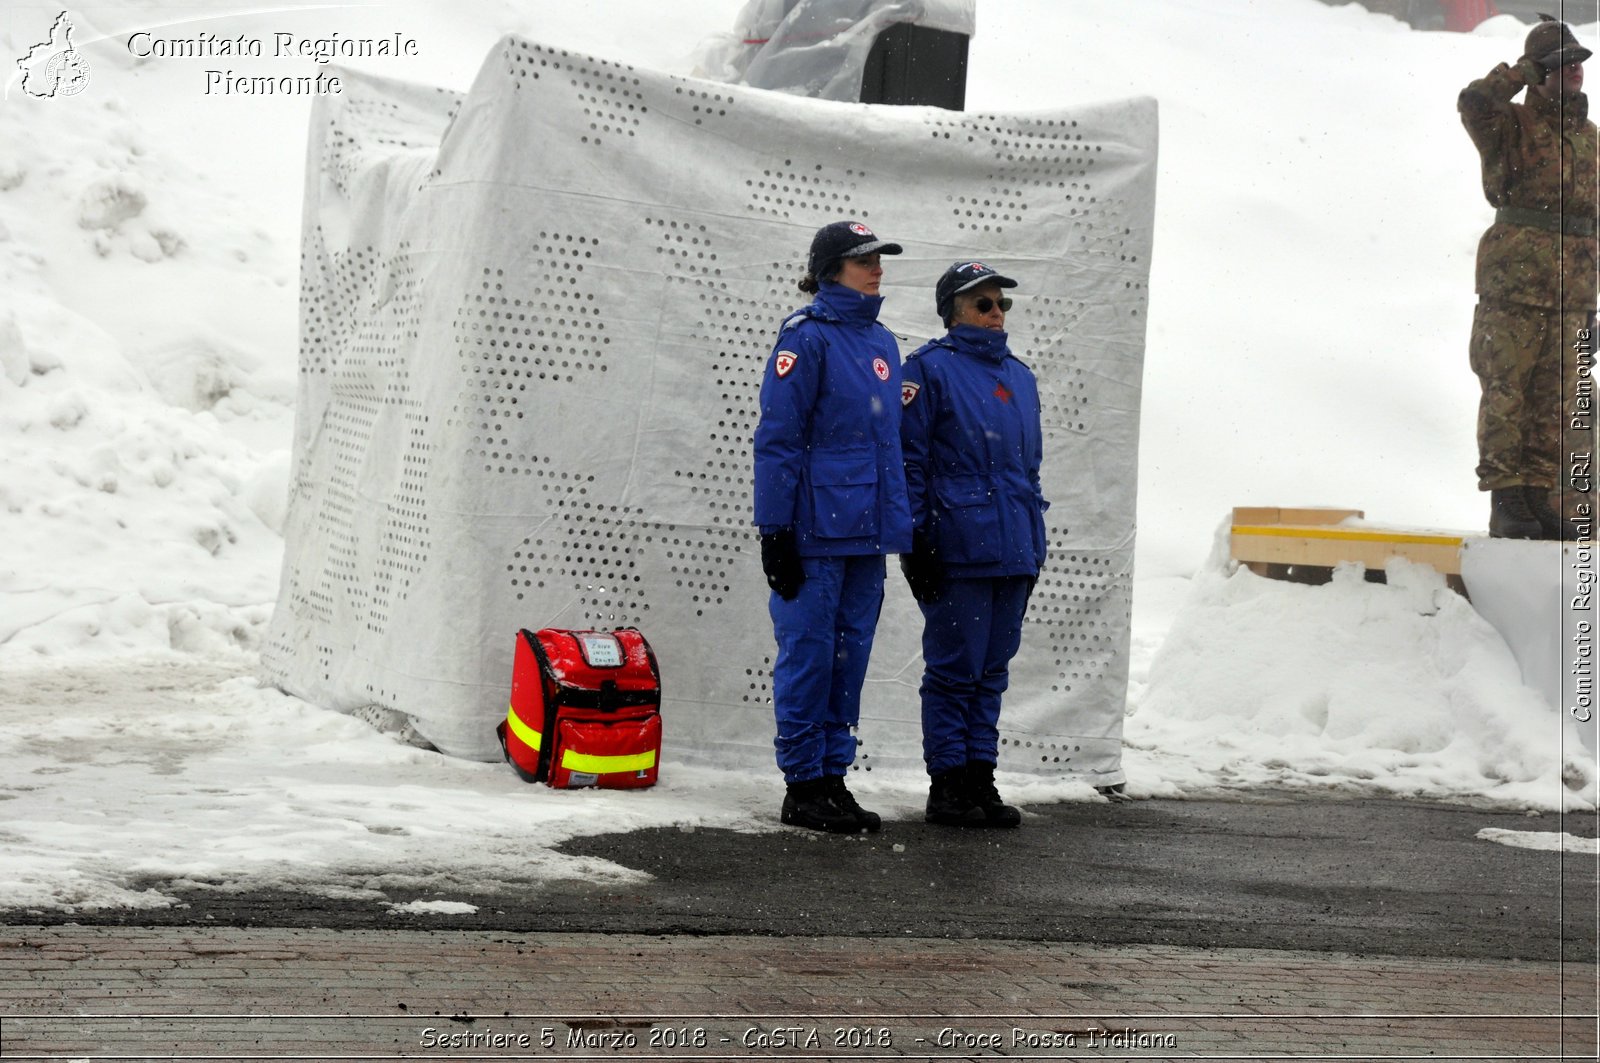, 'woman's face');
951,282,1007,331
835,253,883,295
